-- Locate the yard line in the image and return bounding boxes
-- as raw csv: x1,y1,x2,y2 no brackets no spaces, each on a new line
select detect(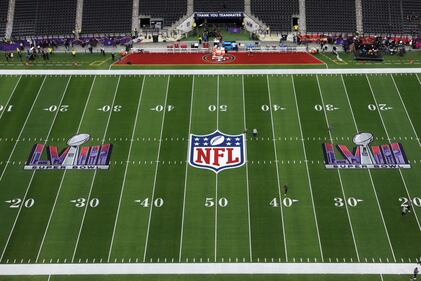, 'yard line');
107,76,145,261
291,75,324,261
390,75,421,147
35,76,98,262
0,76,46,187
241,75,253,261
71,76,121,262
366,74,421,232
178,76,196,261
341,75,397,261
265,75,288,261
315,75,360,262
215,75,219,262
143,76,170,262
0,76,21,121
0,76,71,263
